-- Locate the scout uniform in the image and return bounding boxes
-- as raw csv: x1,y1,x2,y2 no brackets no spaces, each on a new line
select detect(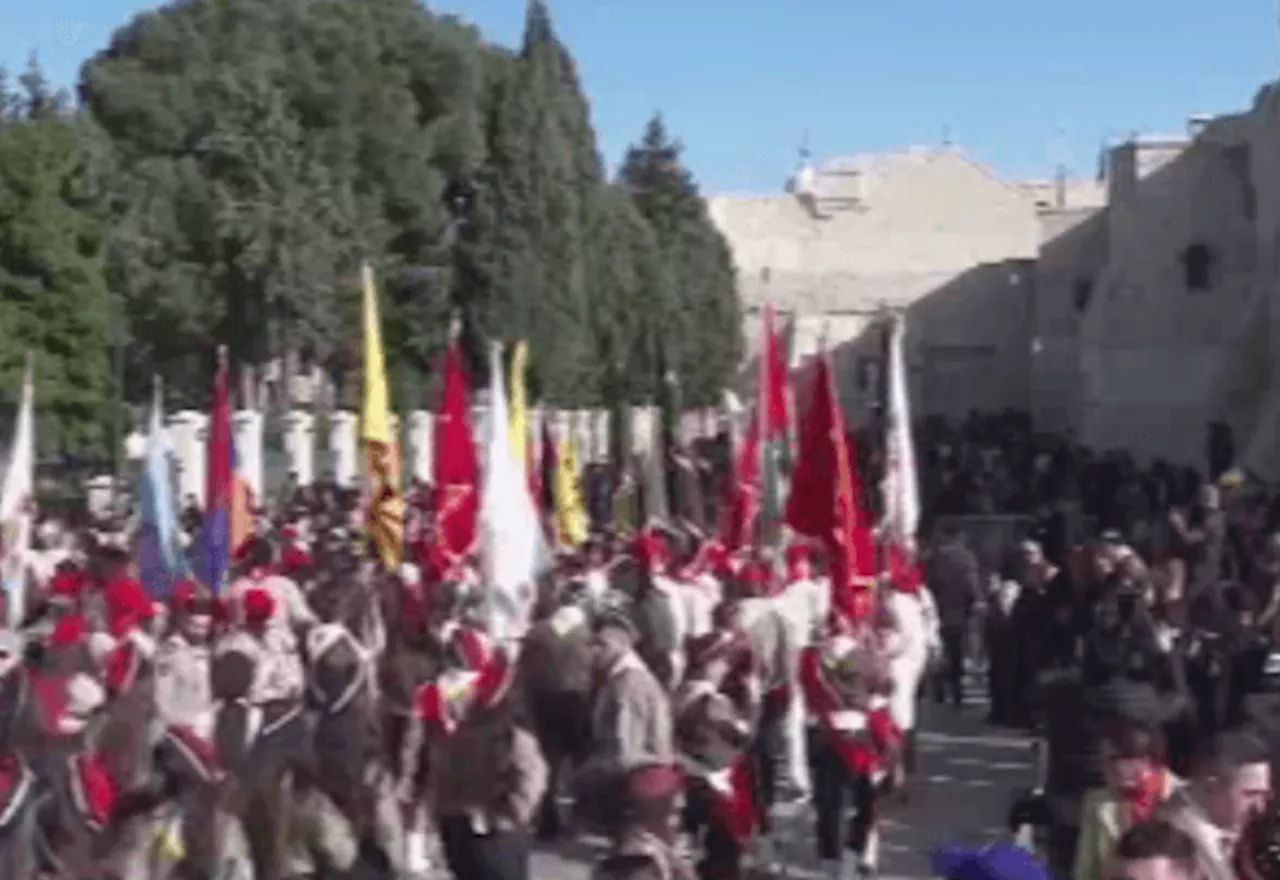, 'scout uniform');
799,601,899,874
676,630,762,880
